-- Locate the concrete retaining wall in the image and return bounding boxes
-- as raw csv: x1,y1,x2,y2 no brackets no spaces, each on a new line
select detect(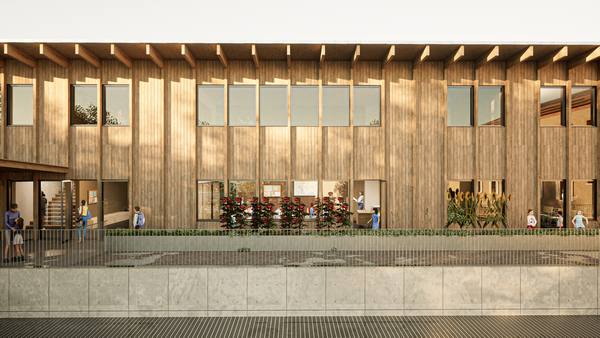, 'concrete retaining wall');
0,266,598,318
